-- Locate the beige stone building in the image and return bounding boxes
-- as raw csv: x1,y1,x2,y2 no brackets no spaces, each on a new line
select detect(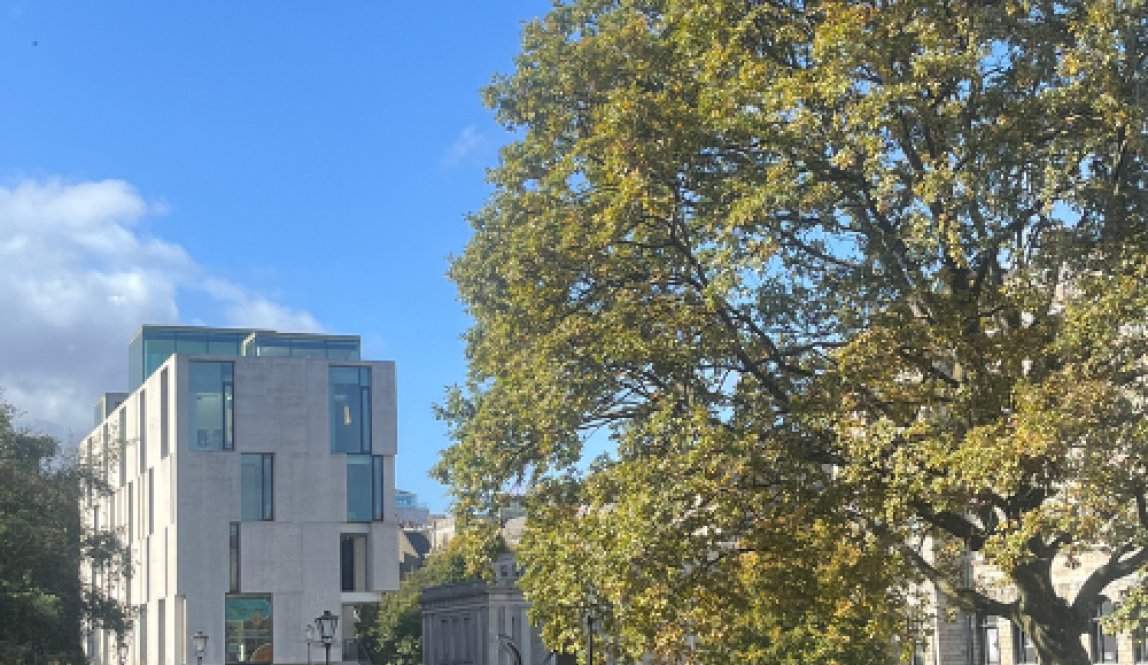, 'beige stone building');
915,551,1138,665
